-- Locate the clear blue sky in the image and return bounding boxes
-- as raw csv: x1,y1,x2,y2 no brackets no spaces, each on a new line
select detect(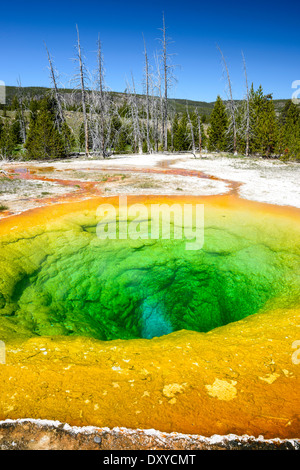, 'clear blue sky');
0,0,299,102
